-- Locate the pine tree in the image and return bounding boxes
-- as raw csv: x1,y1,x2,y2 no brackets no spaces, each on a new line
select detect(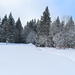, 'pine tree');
51,16,62,47
65,16,74,31
6,13,16,43
23,19,37,44
0,15,8,42
60,21,64,31
37,6,51,36
51,16,61,36
36,6,51,47
15,18,23,43
1,15,7,28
